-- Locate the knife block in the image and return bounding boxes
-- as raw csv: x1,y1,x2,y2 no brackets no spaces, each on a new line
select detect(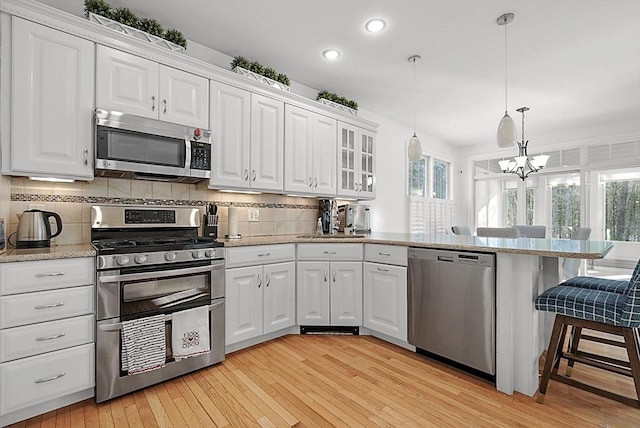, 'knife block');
203,214,218,239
